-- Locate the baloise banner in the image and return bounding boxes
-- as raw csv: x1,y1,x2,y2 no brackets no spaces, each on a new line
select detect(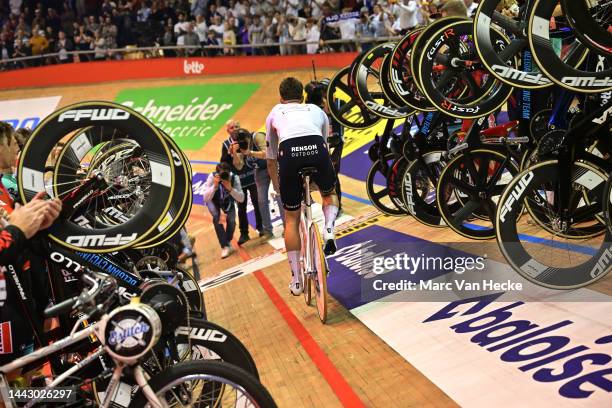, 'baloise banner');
115,83,259,150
